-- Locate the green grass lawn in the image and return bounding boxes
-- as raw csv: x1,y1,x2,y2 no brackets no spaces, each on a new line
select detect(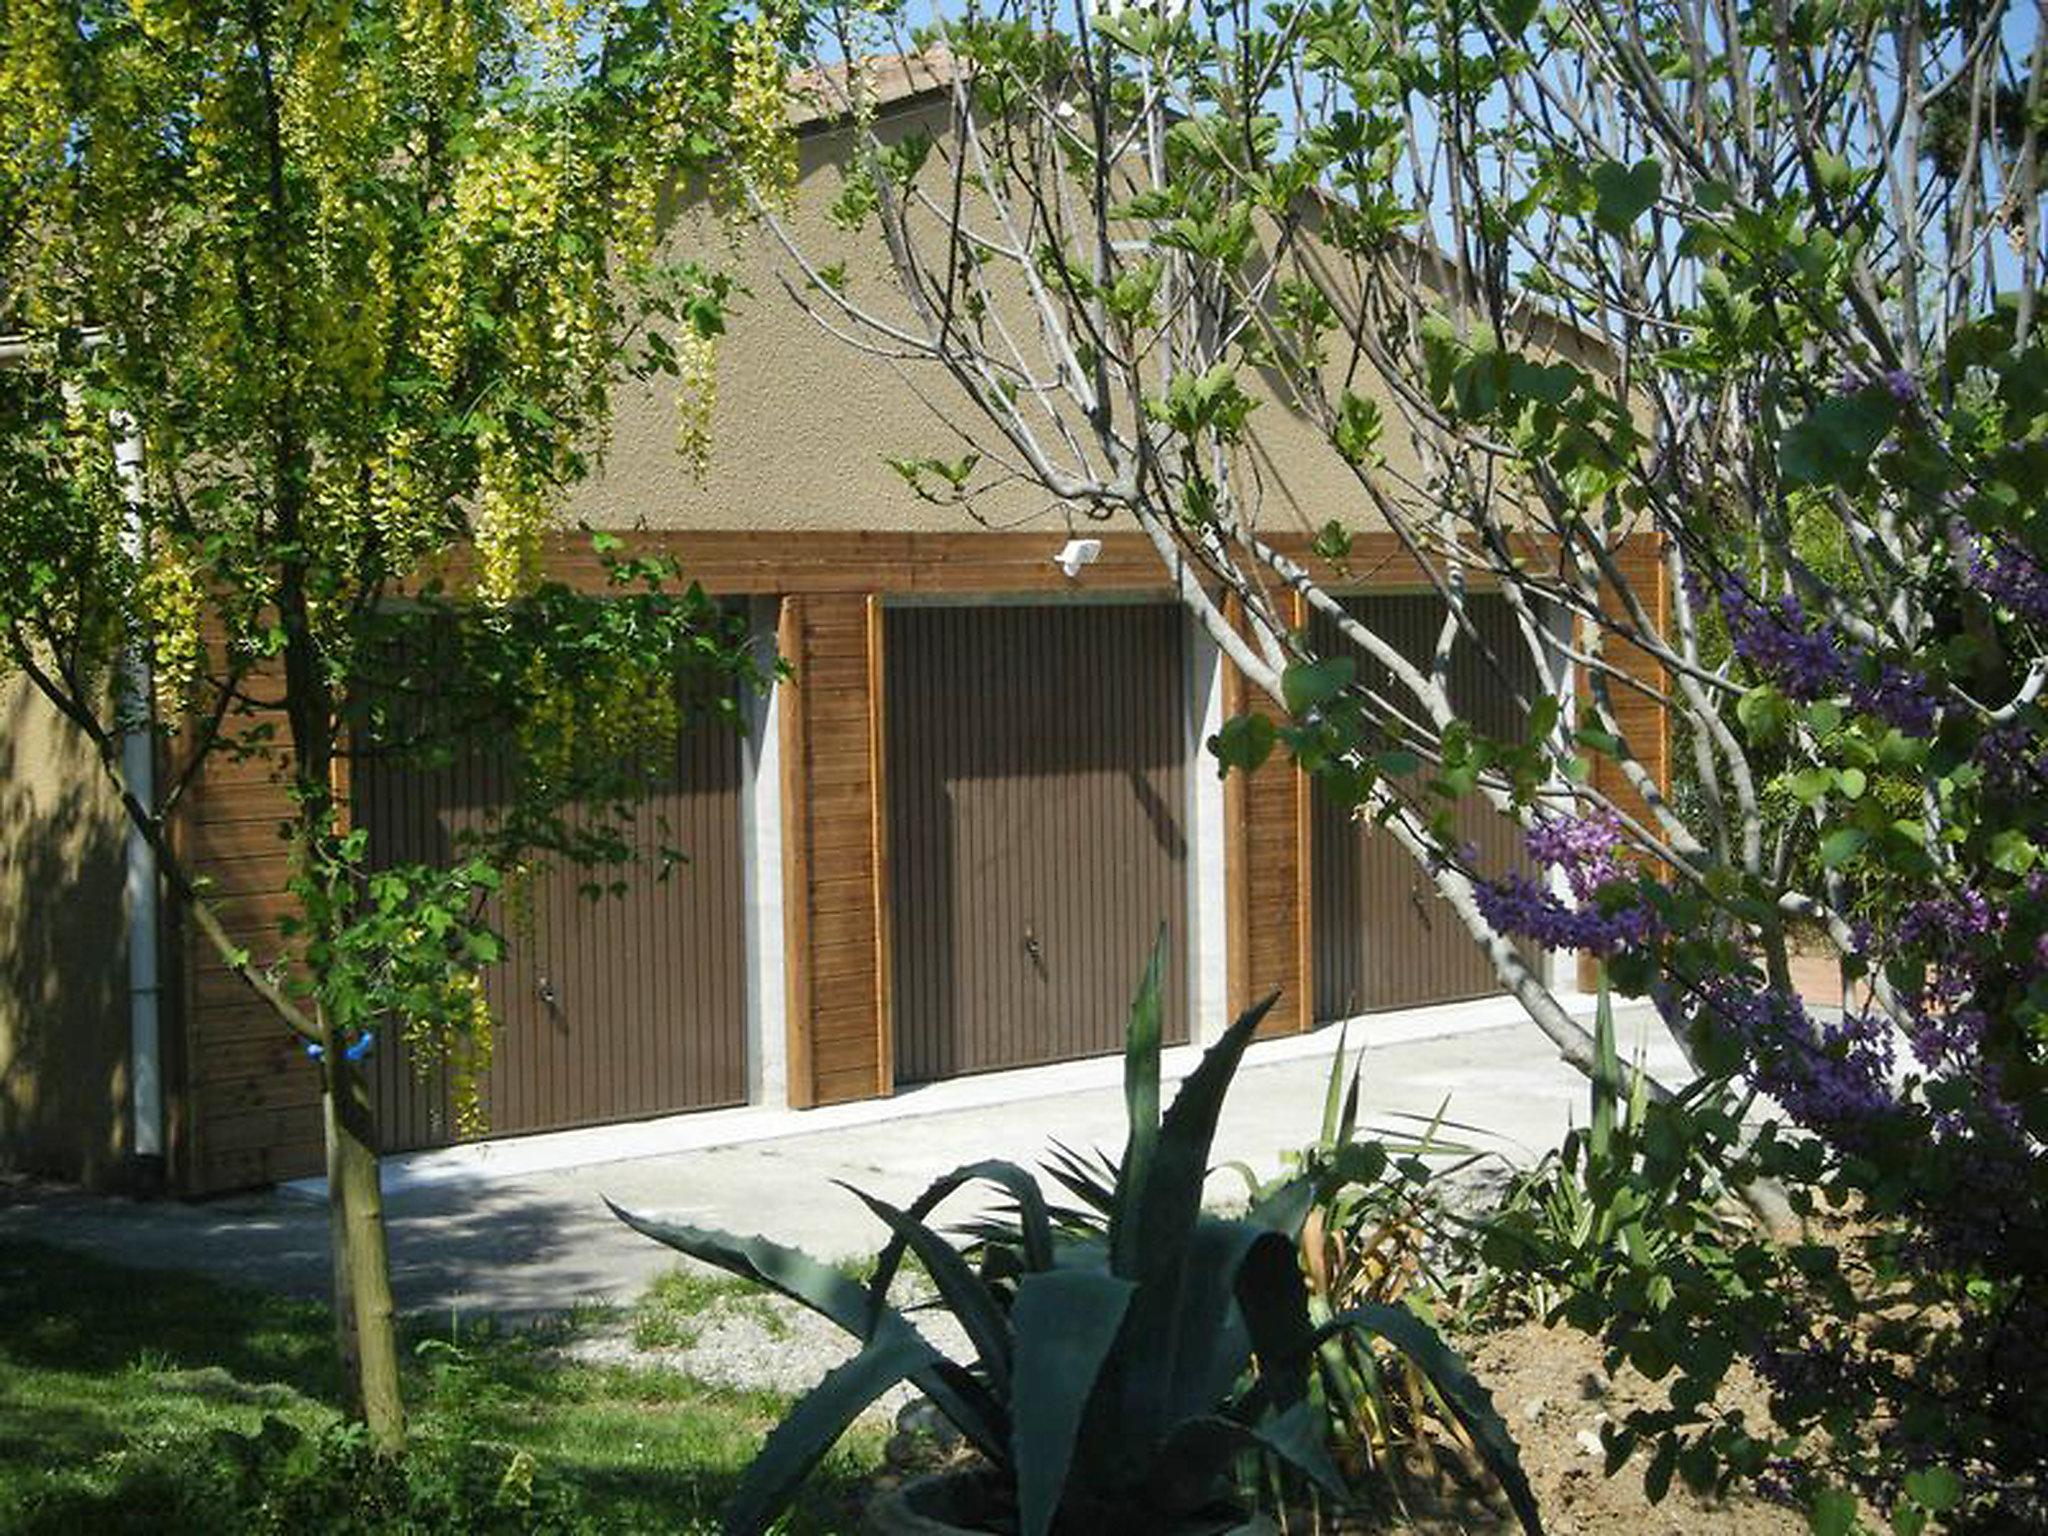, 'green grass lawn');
0,1237,880,1534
